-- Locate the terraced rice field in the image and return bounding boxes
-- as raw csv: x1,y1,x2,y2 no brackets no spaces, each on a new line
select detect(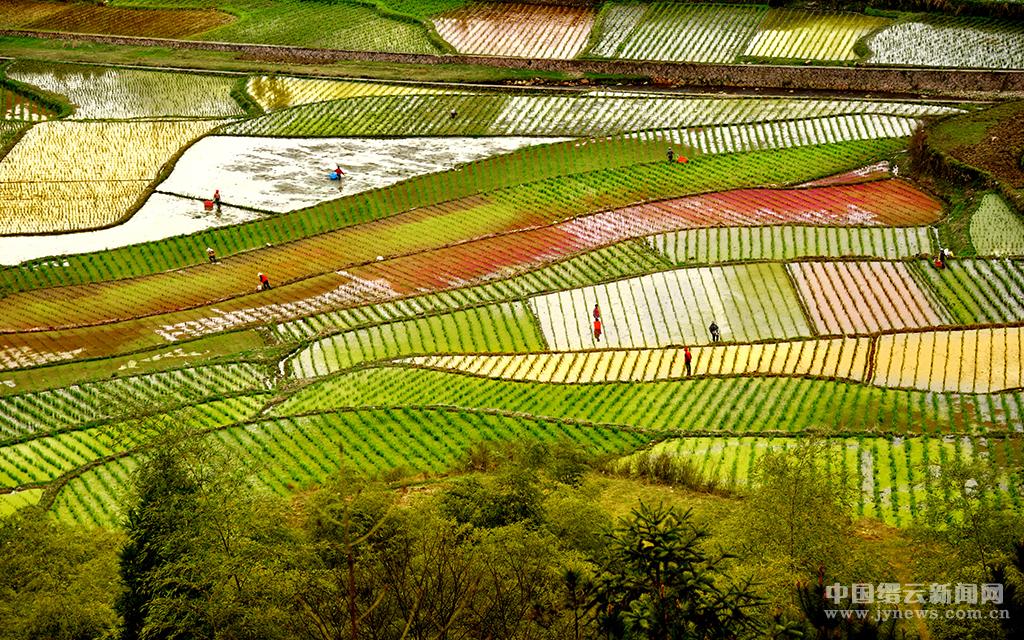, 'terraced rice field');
528,264,812,350
619,435,1023,527
246,75,463,111
401,336,872,383
0,60,1018,534
913,259,1024,325
194,1,443,53
0,119,224,234
788,261,951,334
742,9,890,62
866,16,1024,69
433,3,595,59
6,61,244,119
970,193,1024,256
274,366,1024,435
650,226,933,264
598,3,767,63
0,0,233,37
0,84,53,122
873,327,1023,393
225,93,958,138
